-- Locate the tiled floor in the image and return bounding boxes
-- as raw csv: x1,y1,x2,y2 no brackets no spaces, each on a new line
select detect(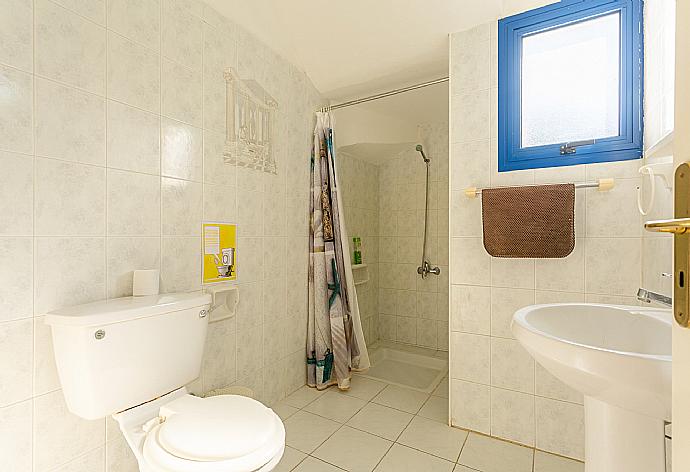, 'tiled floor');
272,375,584,472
